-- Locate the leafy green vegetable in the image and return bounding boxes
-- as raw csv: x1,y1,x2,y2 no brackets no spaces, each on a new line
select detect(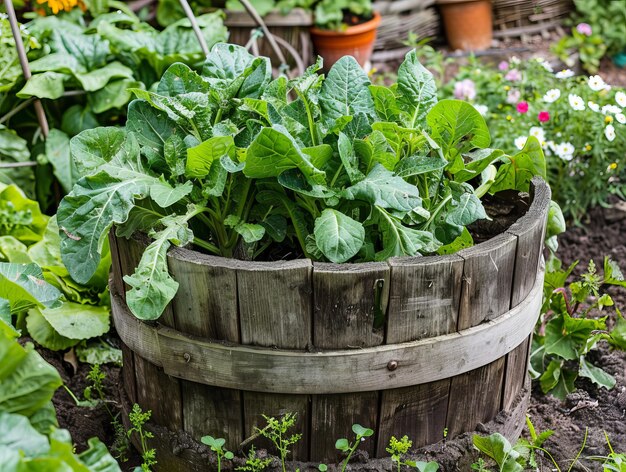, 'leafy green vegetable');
59,45,547,320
